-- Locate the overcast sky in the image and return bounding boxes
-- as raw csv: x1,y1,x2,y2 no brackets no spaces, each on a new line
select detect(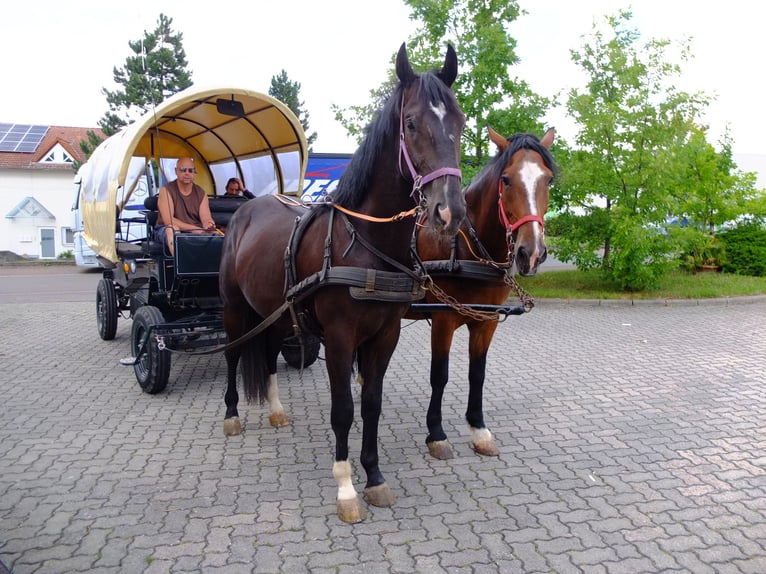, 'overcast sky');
1,0,763,156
